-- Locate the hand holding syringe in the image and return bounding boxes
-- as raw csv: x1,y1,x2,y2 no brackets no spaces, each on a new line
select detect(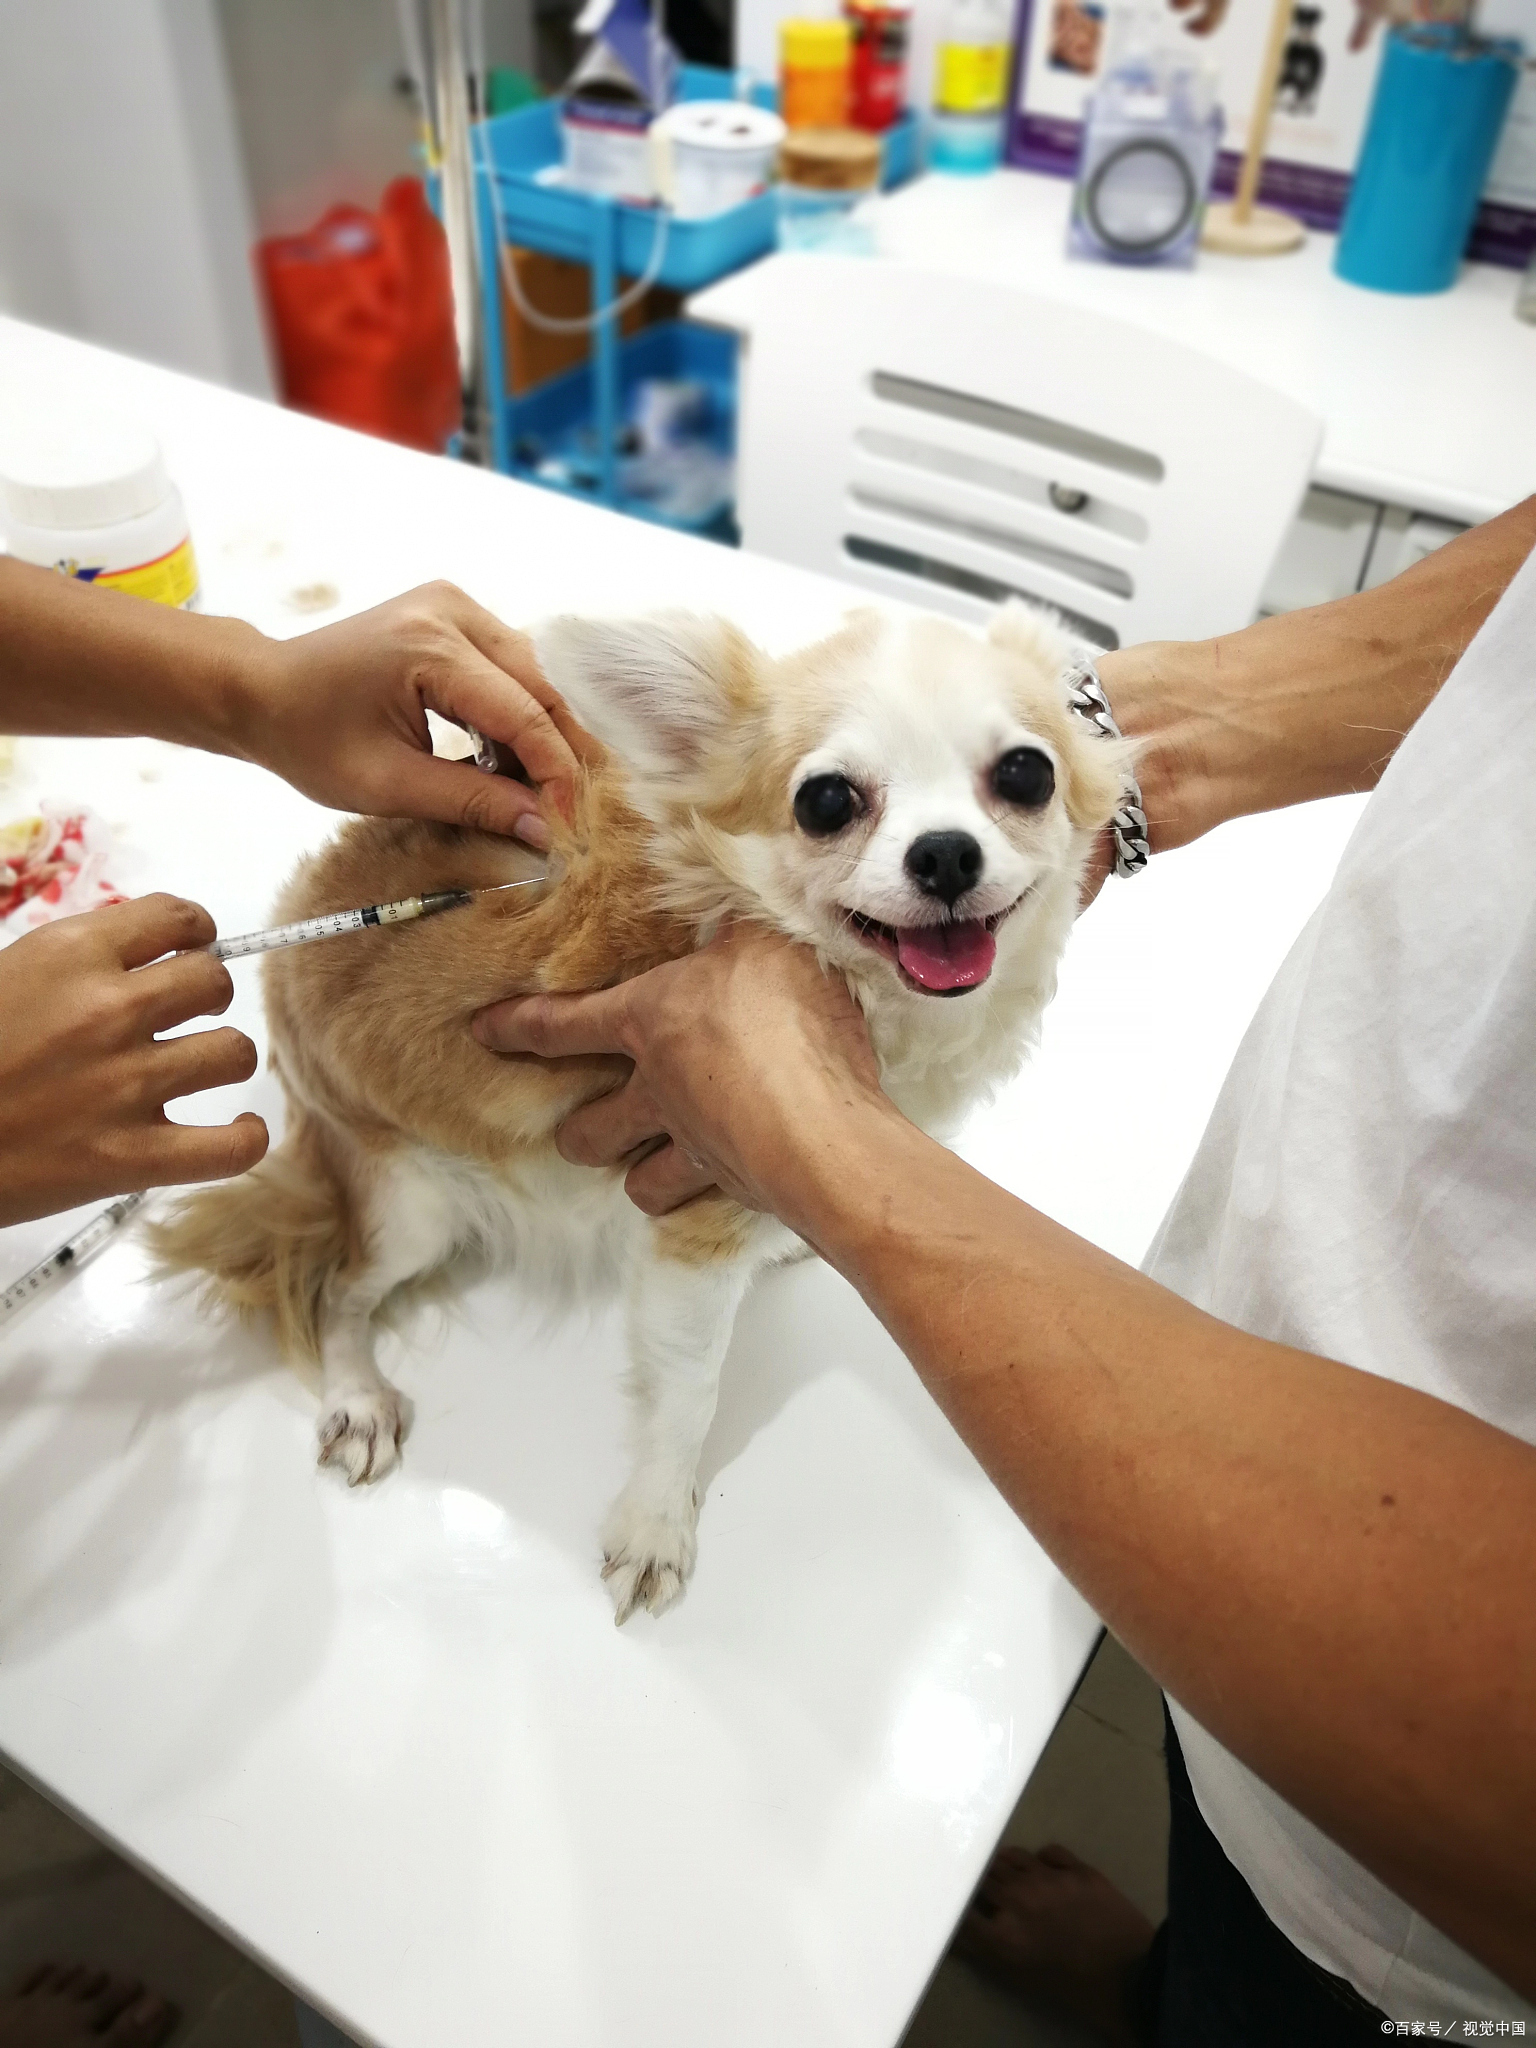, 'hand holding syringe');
0,564,580,1270
0,867,544,1314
